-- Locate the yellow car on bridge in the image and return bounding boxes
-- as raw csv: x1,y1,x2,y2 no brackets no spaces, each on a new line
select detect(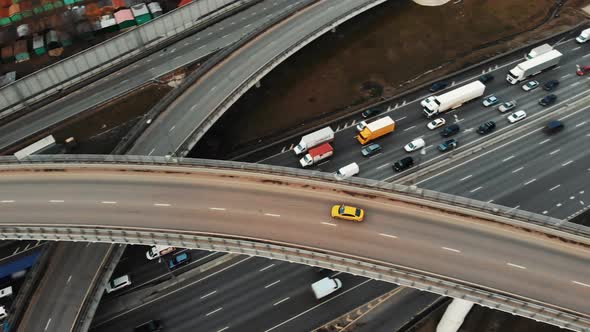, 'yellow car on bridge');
331,205,365,222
